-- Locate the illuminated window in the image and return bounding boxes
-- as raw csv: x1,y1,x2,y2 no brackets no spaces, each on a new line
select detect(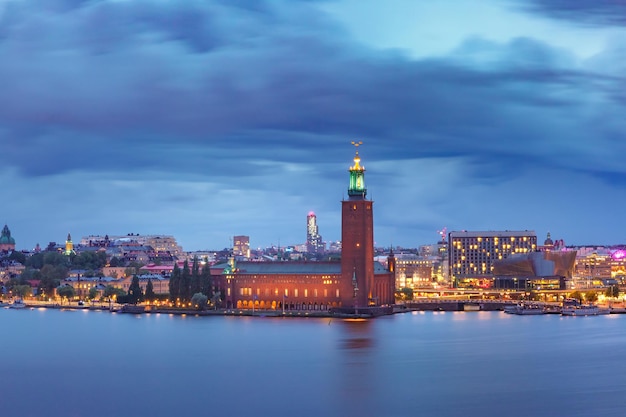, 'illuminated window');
295,289,298,297
304,289,309,297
